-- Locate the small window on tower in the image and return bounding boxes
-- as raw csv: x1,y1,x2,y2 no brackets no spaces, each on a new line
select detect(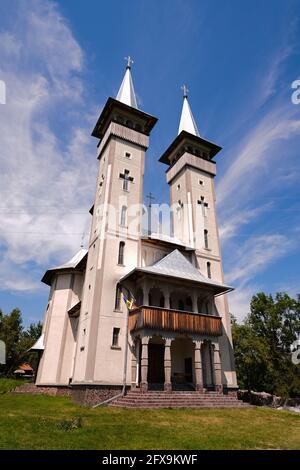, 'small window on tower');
118,241,125,265
199,180,204,186
177,184,181,190
112,328,120,348
120,206,127,226
204,229,209,249
115,284,122,311
207,262,211,279
125,152,131,159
